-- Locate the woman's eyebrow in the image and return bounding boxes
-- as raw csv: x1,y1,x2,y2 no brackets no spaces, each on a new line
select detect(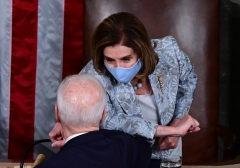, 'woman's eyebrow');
104,55,132,59
104,56,114,60
121,55,132,58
